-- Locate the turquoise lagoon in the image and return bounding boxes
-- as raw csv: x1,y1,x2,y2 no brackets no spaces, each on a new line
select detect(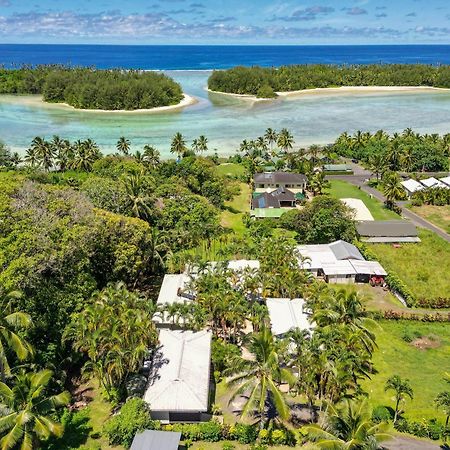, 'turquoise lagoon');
2,71,450,157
